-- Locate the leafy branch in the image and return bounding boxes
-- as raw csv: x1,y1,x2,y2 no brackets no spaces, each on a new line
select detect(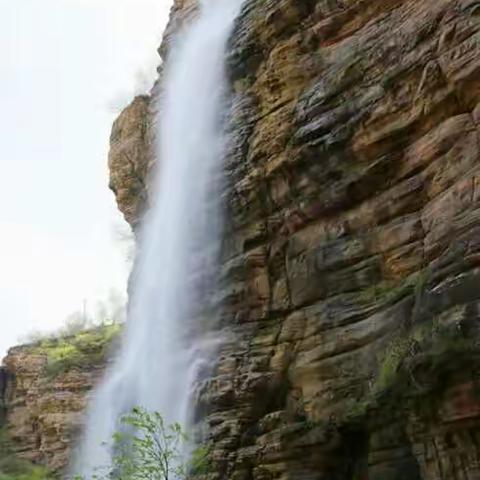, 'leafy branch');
74,407,210,480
